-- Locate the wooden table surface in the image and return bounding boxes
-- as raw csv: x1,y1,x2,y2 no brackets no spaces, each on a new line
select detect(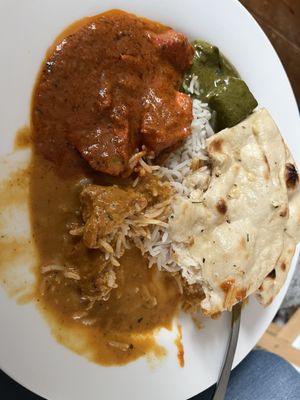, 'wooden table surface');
240,0,300,102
